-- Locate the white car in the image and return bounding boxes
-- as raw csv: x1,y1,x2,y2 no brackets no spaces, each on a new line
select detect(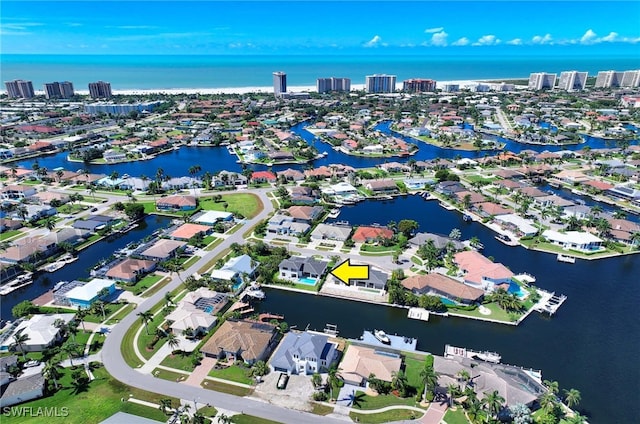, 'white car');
24,360,41,368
